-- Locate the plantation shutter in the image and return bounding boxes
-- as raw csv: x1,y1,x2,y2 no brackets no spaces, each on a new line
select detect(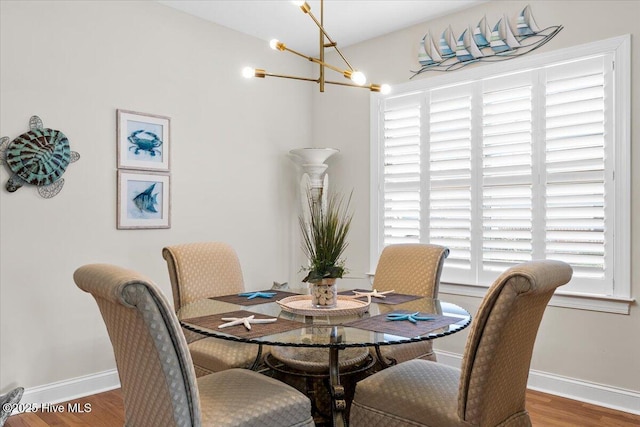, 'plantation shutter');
428,84,474,282
543,55,612,294
374,41,625,298
480,73,534,280
382,95,422,245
